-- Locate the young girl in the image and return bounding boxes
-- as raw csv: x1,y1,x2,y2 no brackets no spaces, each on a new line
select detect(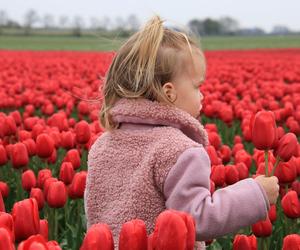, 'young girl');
84,15,279,249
